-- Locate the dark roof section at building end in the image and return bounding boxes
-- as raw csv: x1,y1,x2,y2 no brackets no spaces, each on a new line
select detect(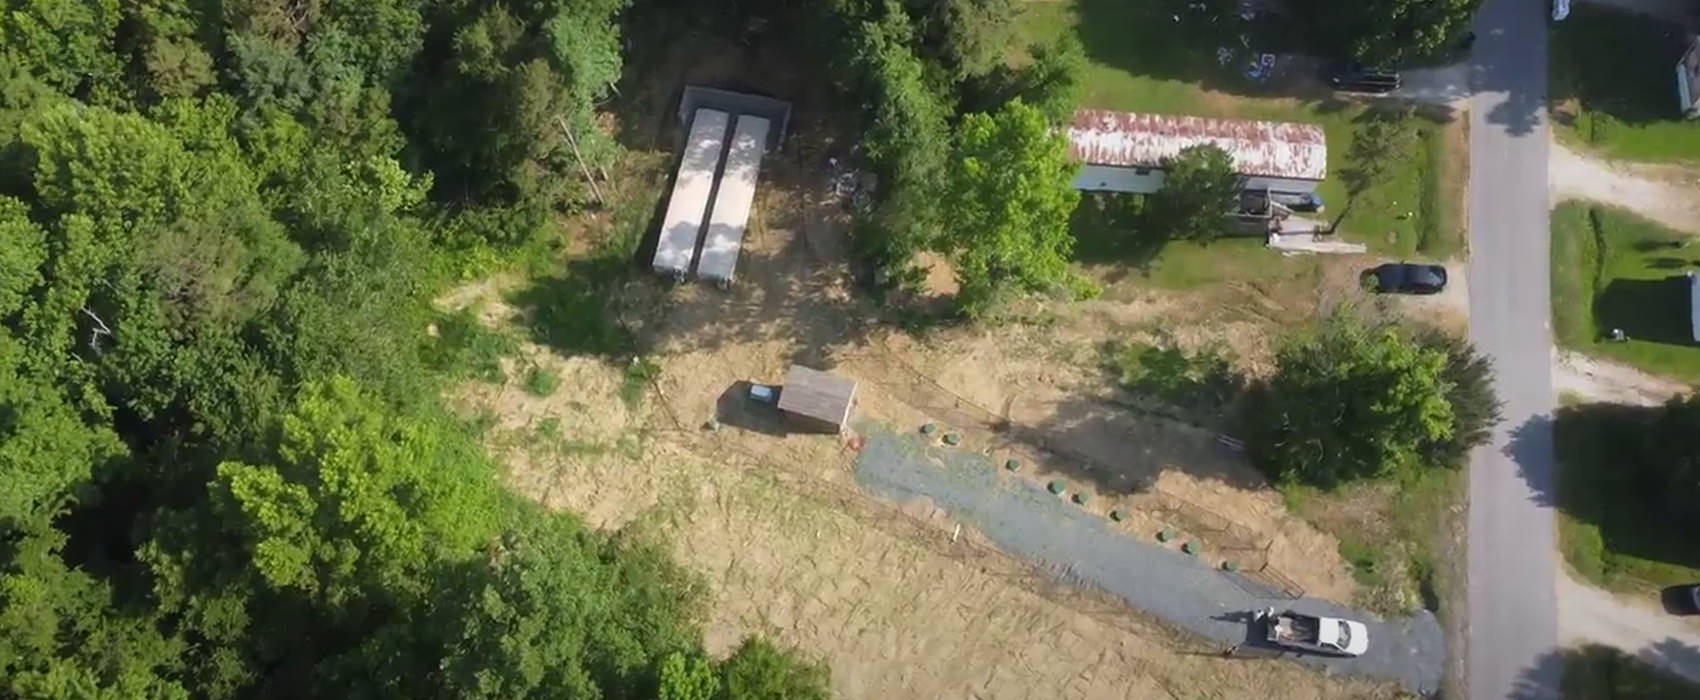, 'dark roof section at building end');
678,86,792,153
